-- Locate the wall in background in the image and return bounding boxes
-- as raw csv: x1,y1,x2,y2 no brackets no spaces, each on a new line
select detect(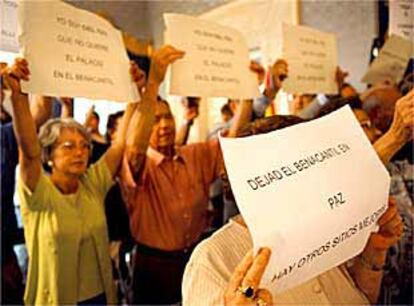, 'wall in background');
62,0,378,141
300,0,378,91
